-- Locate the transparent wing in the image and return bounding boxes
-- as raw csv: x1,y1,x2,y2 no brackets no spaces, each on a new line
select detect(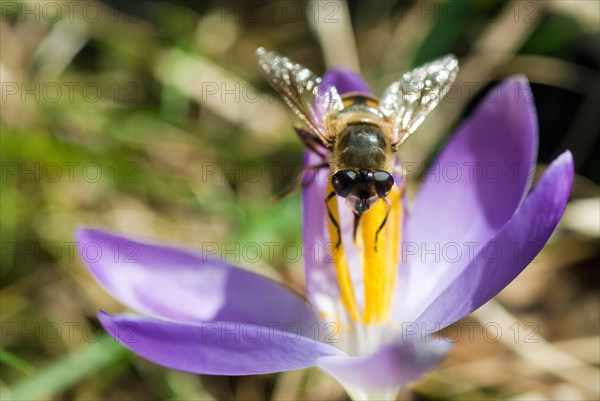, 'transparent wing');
380,54,459,147
257,47,341,146
314,82,344,129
